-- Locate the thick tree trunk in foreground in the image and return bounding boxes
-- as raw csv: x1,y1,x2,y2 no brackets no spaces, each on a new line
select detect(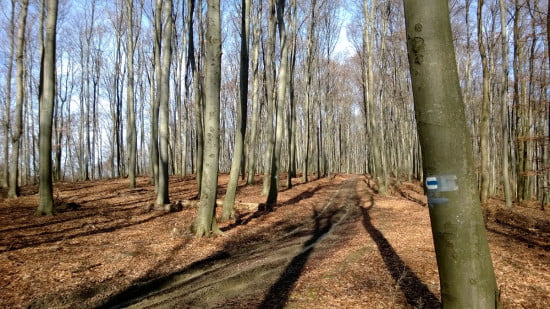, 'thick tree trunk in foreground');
8,0,29,198
403,0,500,307
193,0,222,237
36,0,58,215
